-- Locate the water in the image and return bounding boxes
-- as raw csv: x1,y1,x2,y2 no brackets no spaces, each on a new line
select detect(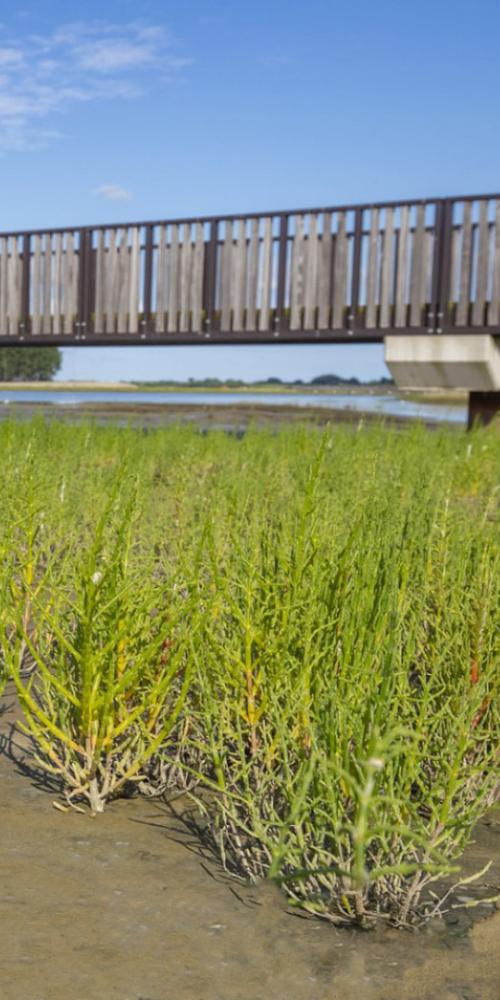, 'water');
0,388,466,423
